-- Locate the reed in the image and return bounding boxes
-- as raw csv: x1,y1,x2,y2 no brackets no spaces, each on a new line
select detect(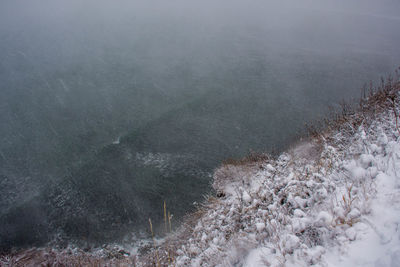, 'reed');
148,218,160,267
